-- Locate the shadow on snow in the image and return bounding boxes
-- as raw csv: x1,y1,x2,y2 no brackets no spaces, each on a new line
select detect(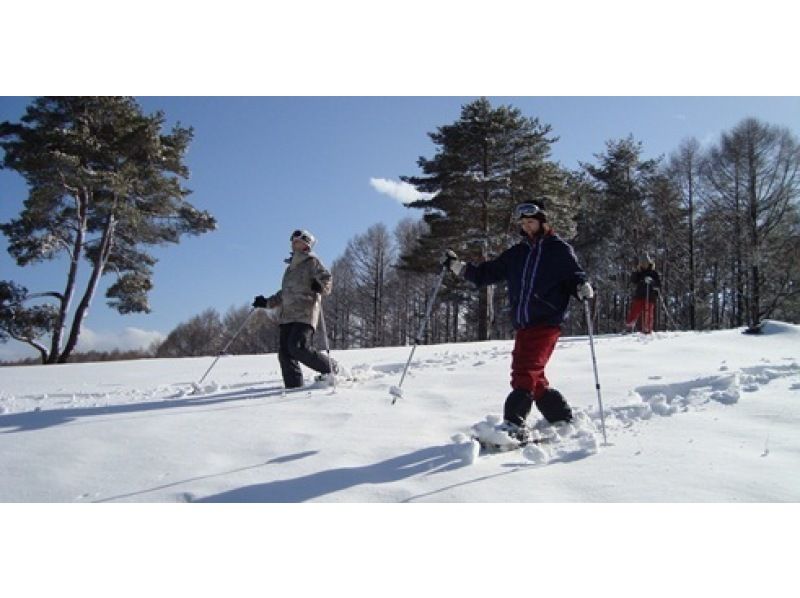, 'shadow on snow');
0,384,305,433
195,444,471,502
94,451,320,503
